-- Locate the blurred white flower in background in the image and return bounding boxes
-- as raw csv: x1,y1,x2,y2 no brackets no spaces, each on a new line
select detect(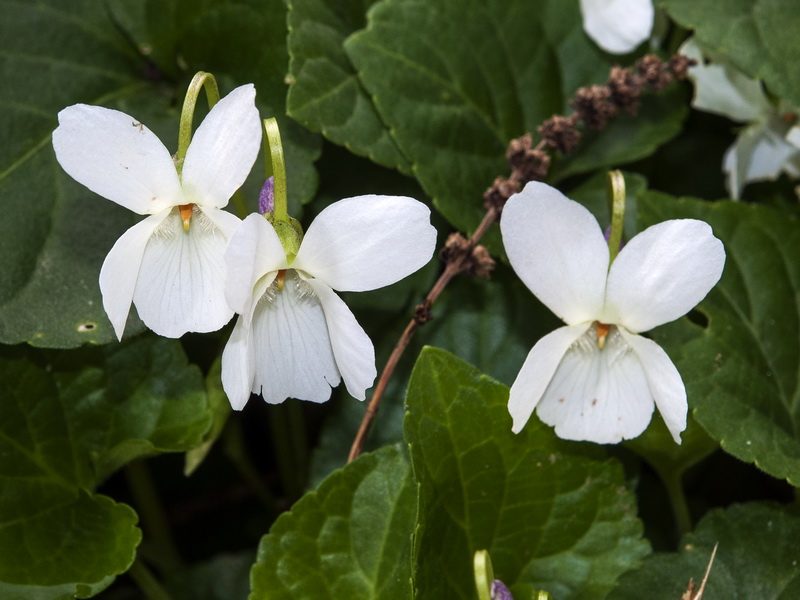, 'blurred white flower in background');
681,38,800,199
580,0,654,54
